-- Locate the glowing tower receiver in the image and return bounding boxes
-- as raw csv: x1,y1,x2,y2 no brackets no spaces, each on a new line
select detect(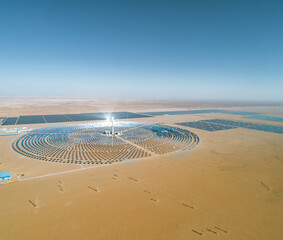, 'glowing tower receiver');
111,116,115,135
